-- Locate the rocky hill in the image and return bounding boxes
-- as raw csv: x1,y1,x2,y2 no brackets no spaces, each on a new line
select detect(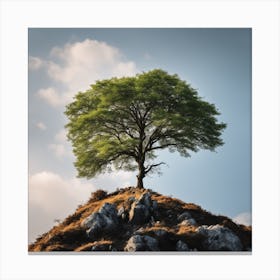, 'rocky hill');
29,187,251,252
